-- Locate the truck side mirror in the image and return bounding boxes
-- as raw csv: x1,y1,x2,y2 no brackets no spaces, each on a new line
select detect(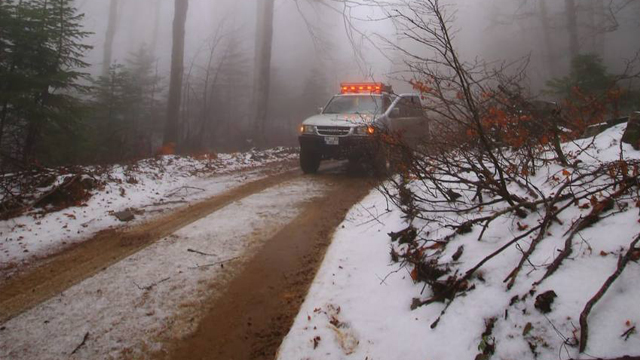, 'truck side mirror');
317,107,324,114
389,107,400,118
